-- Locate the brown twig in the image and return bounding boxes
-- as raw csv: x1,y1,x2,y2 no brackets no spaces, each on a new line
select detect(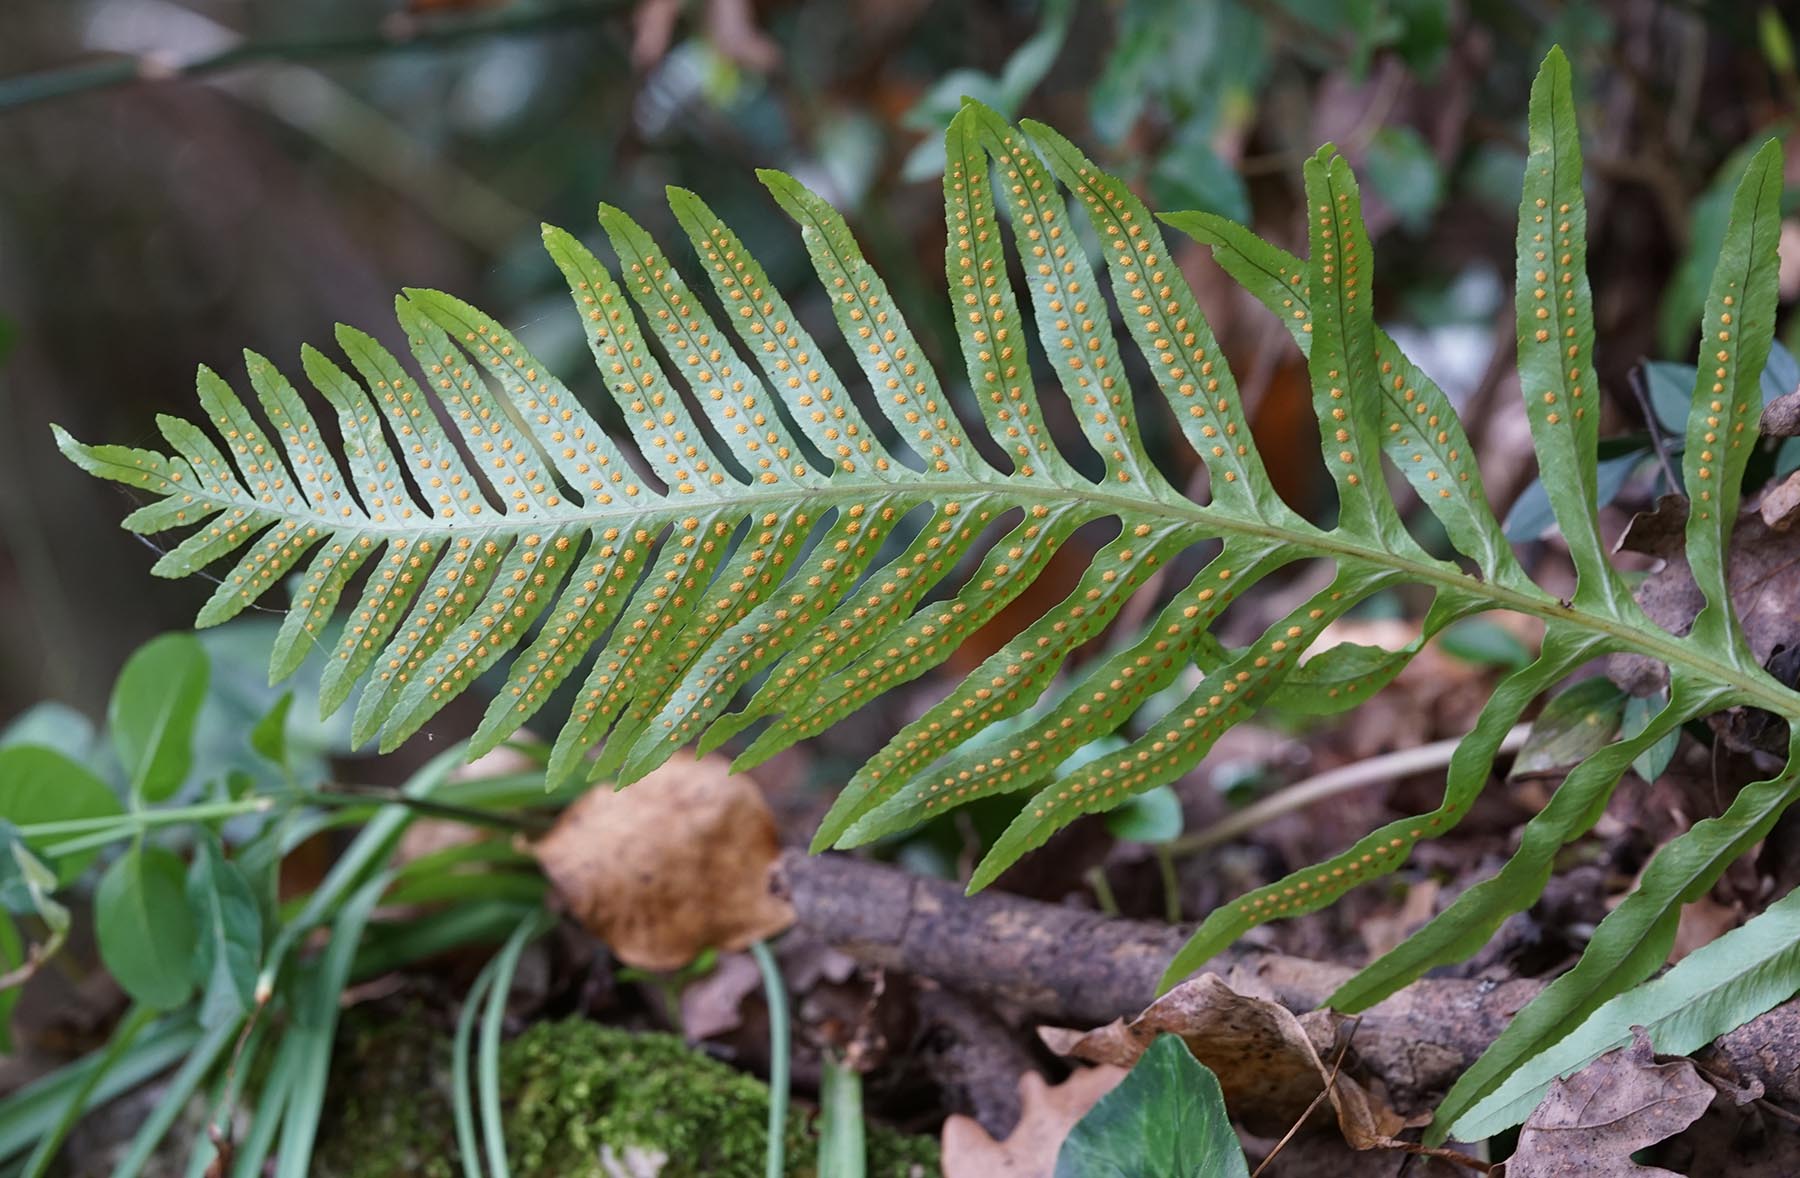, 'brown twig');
1252,1021,1357,1178
778,849,1800,1119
